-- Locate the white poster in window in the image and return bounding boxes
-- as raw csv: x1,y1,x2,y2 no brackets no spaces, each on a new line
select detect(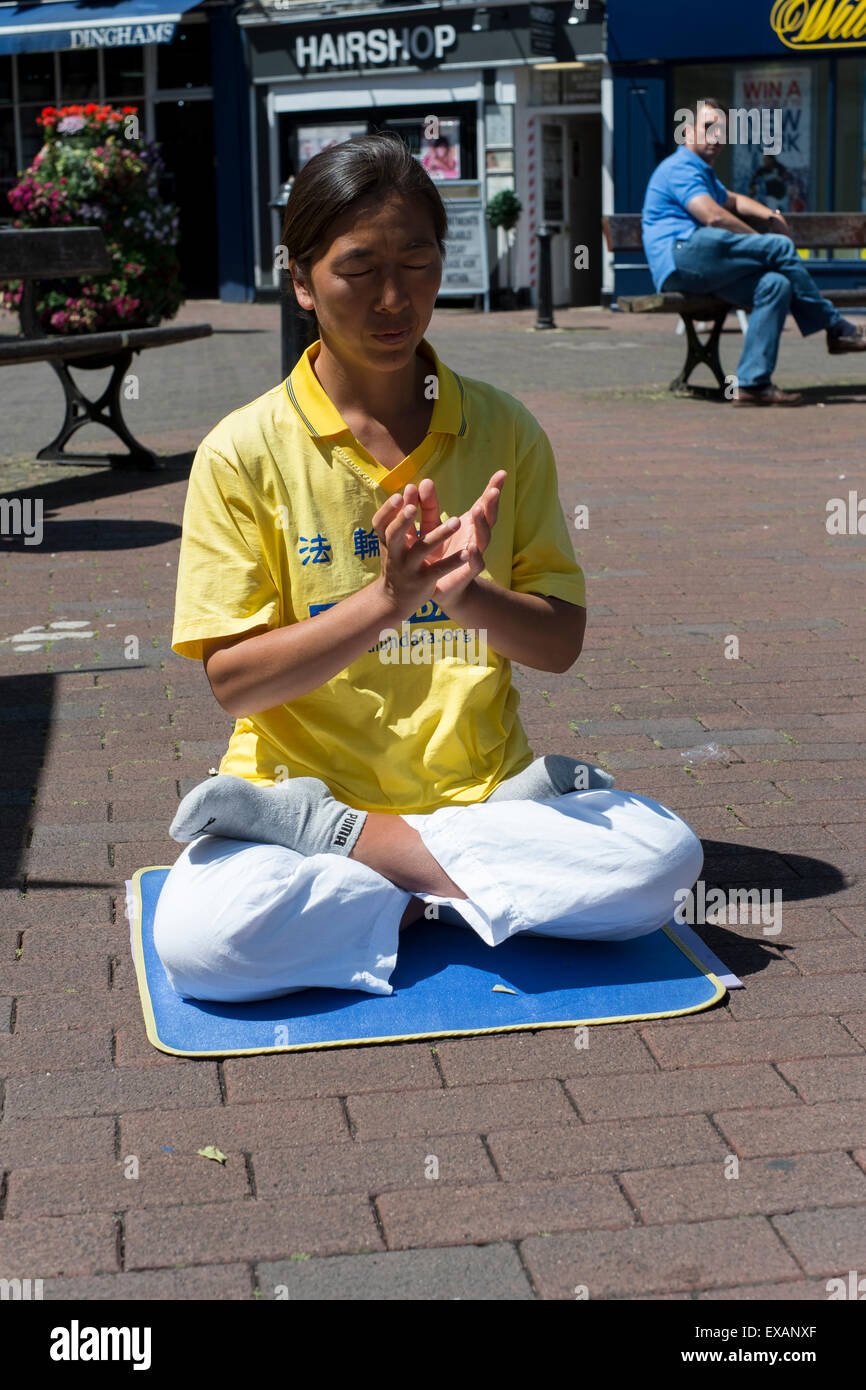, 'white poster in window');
297,124,366,169
441,201,487,294
731,66,812,213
